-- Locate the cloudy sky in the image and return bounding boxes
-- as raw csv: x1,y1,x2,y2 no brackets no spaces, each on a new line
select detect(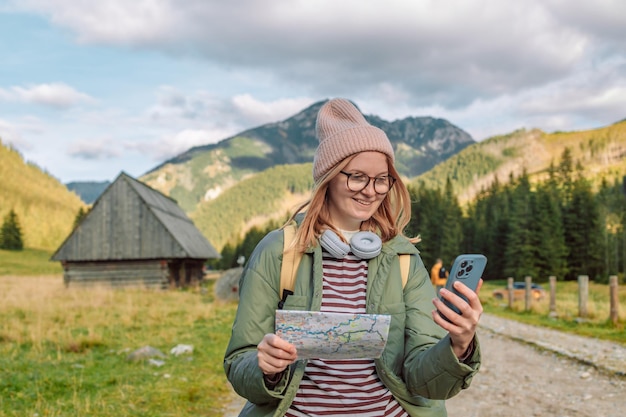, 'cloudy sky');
1,0,625,184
